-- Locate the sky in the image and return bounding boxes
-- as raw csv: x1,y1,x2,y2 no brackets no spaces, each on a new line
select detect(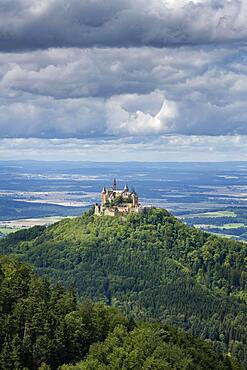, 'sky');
1,0,247,161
